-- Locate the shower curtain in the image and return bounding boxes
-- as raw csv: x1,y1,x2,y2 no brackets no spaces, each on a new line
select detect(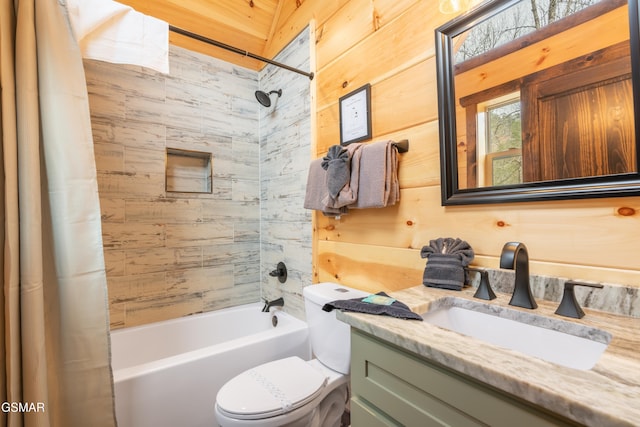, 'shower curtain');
0,0,116,426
